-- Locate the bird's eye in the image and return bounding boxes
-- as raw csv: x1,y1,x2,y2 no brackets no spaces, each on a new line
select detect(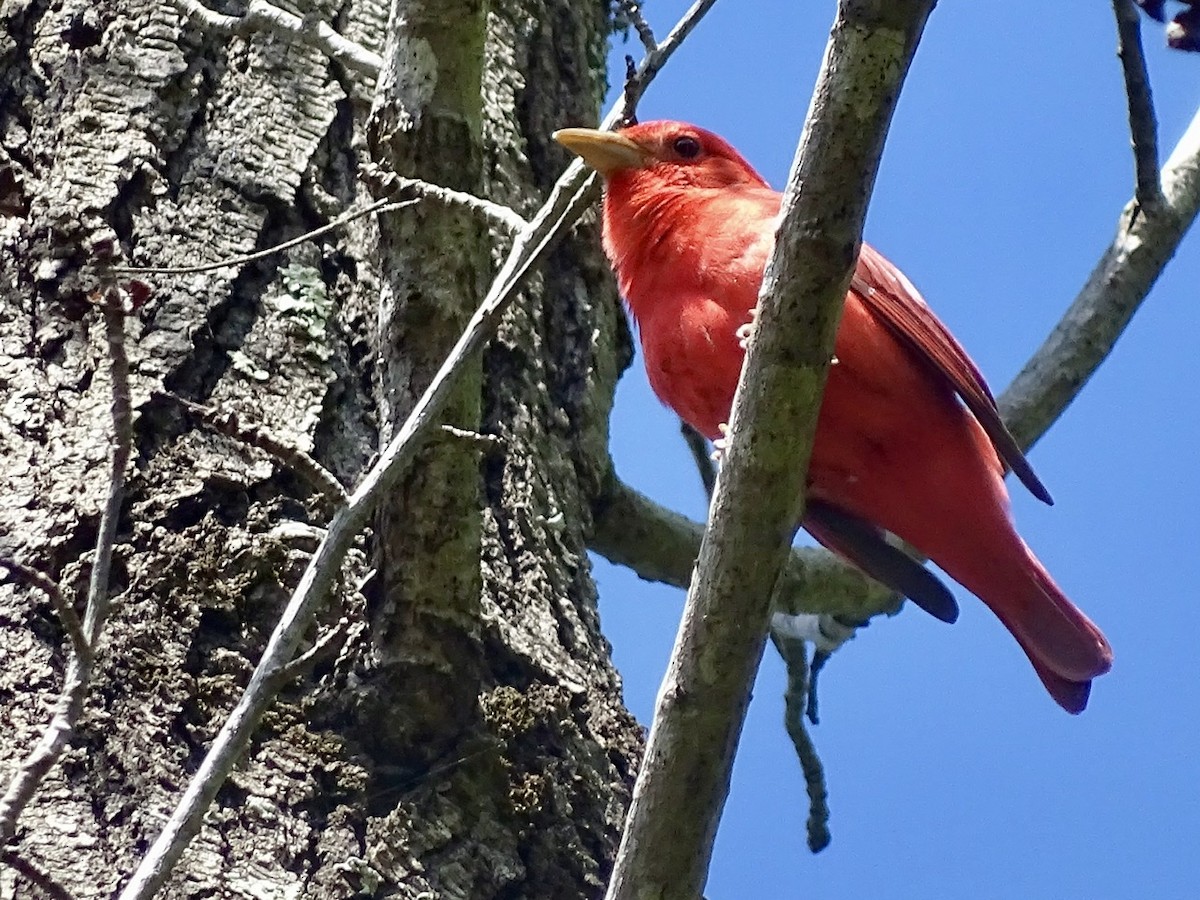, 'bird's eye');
672,135,702,159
